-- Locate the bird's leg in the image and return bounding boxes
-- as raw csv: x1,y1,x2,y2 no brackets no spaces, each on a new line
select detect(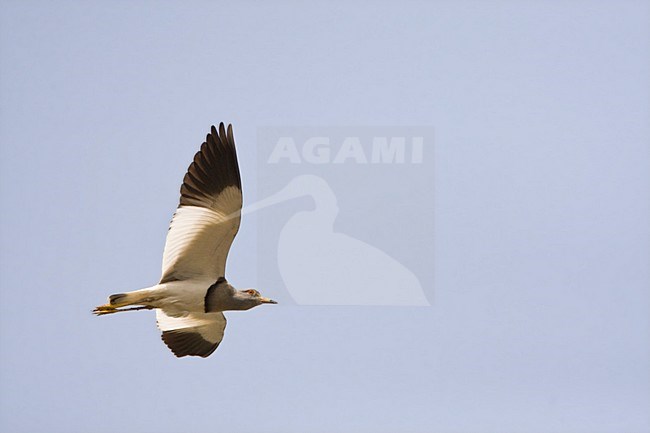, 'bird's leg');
92,305,154,316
